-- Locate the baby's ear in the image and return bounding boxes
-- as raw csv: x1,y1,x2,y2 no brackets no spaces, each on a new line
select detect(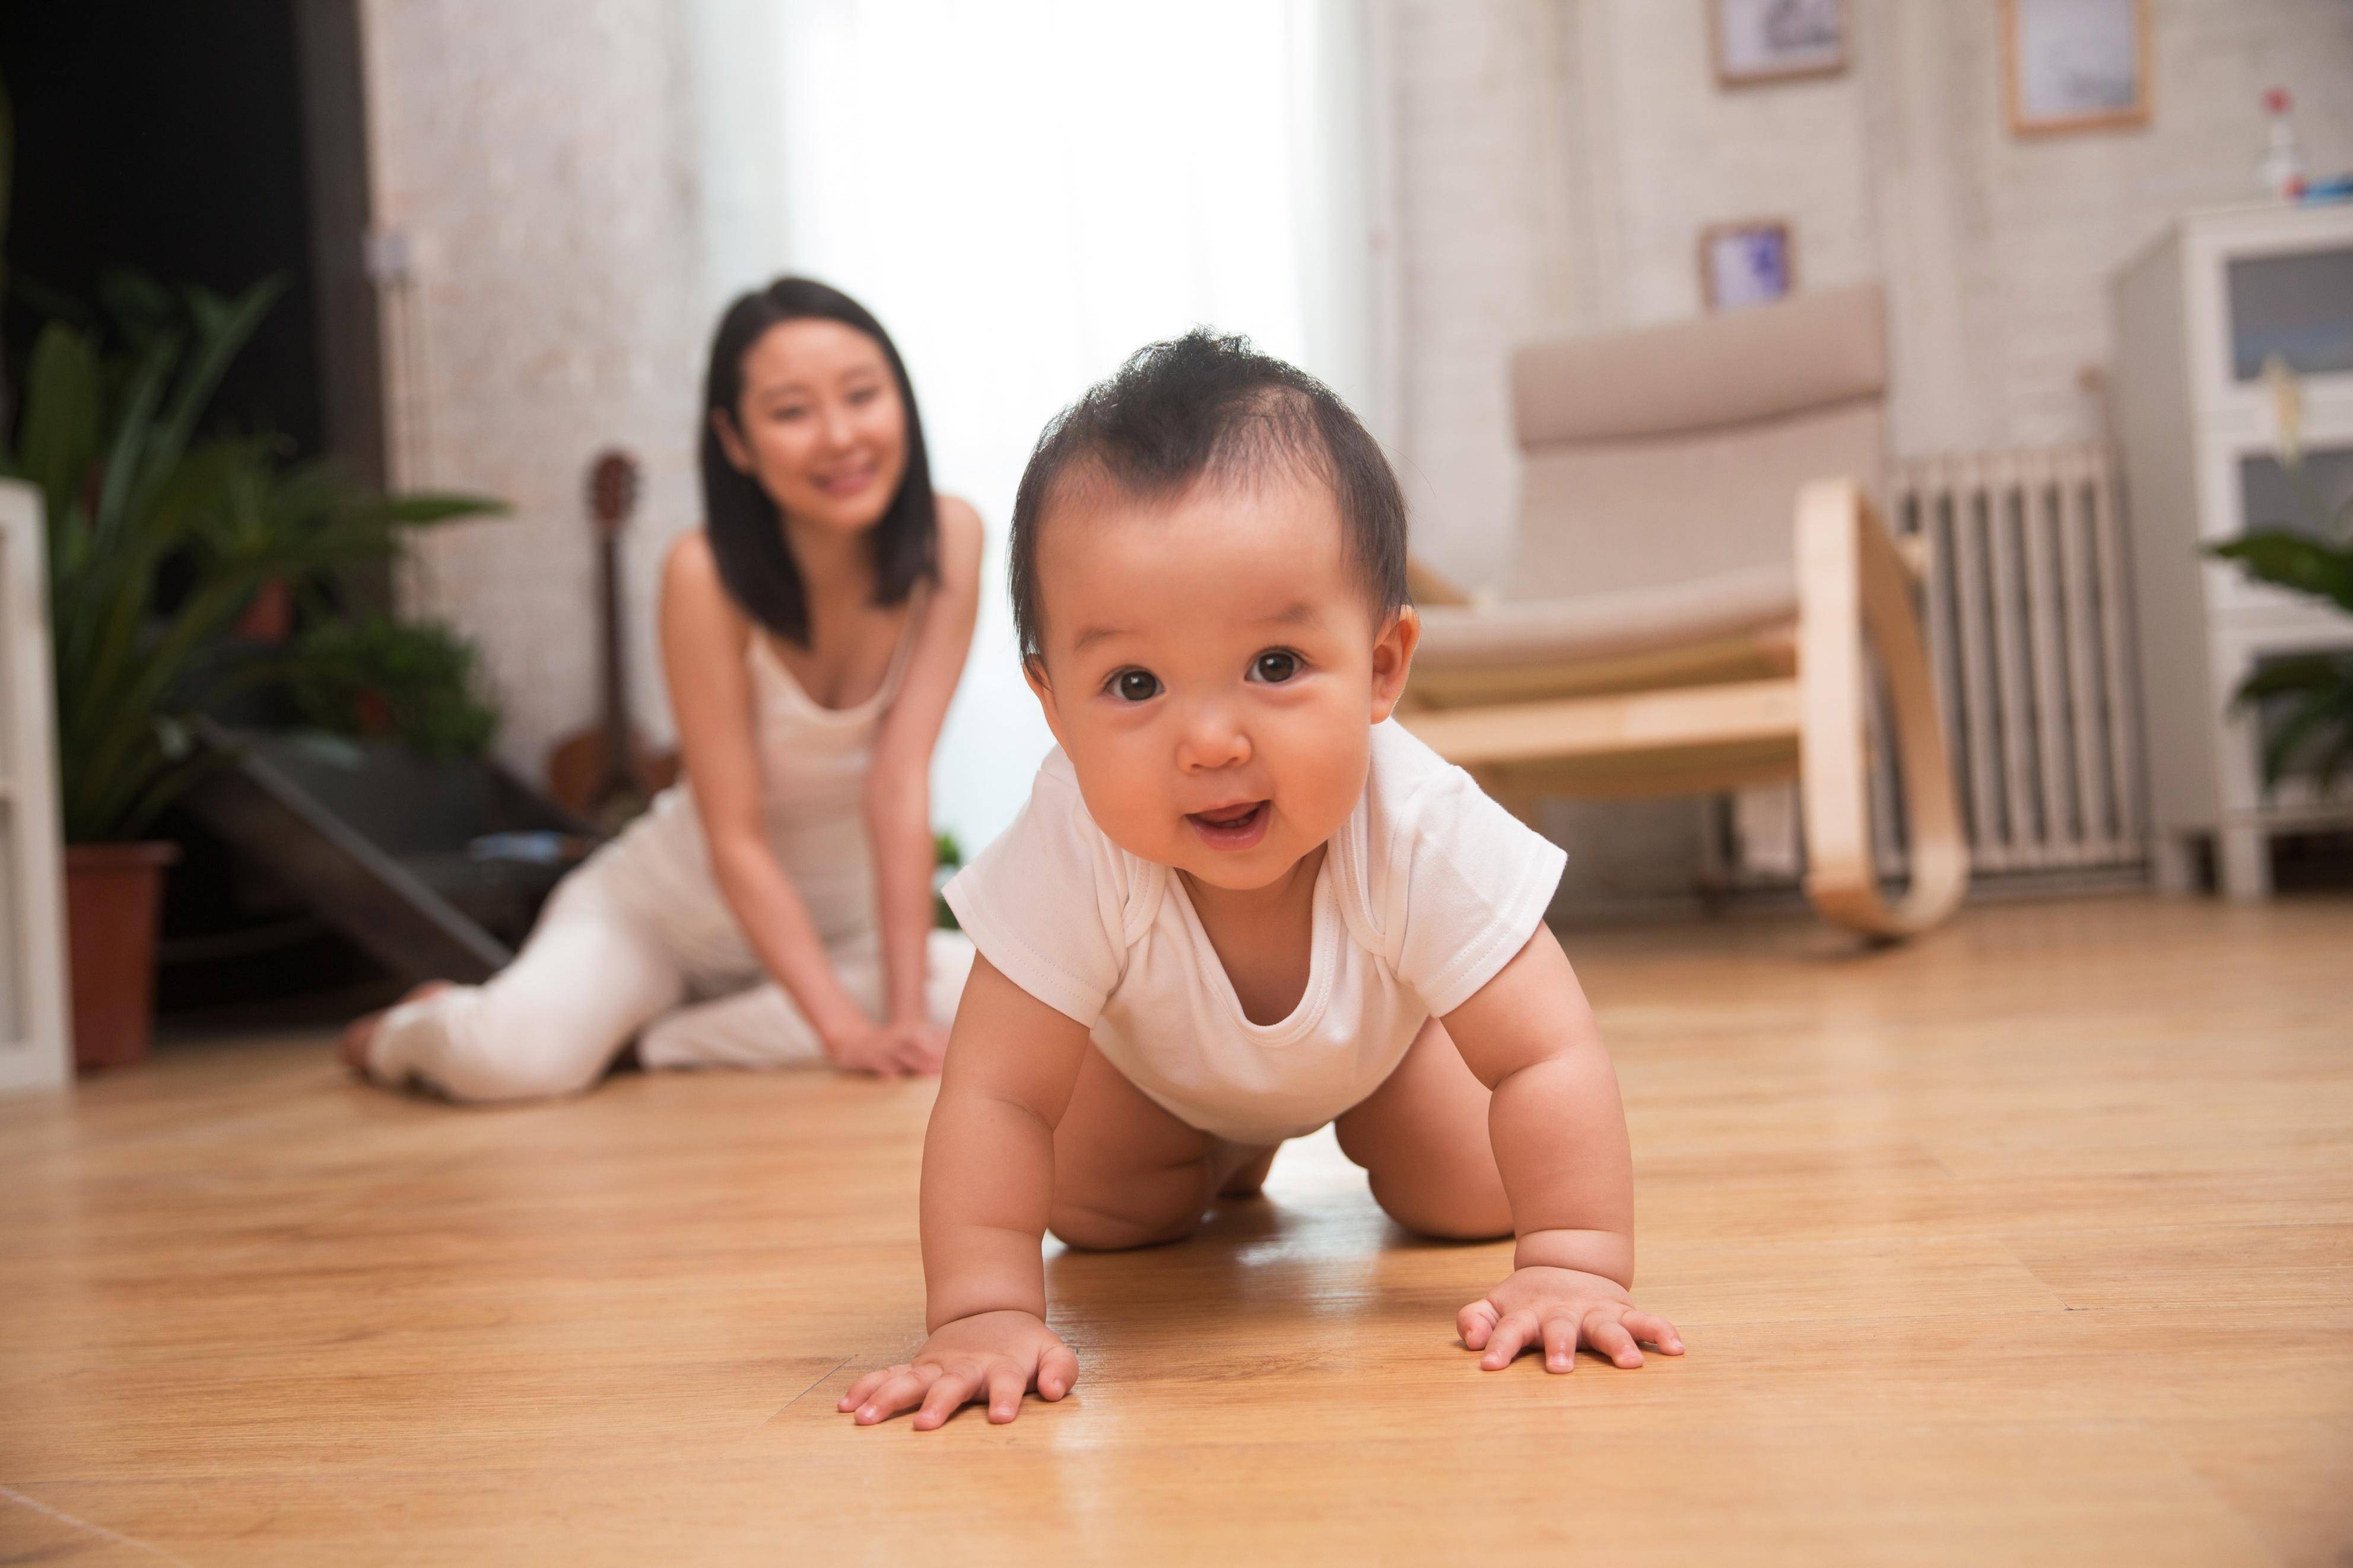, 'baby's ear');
1369,605,1420,723
1024,654,1068,745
